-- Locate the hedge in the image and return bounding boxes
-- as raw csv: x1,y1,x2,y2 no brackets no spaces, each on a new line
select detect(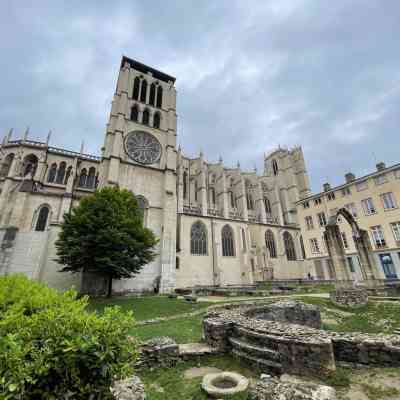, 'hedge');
0,274,138,399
